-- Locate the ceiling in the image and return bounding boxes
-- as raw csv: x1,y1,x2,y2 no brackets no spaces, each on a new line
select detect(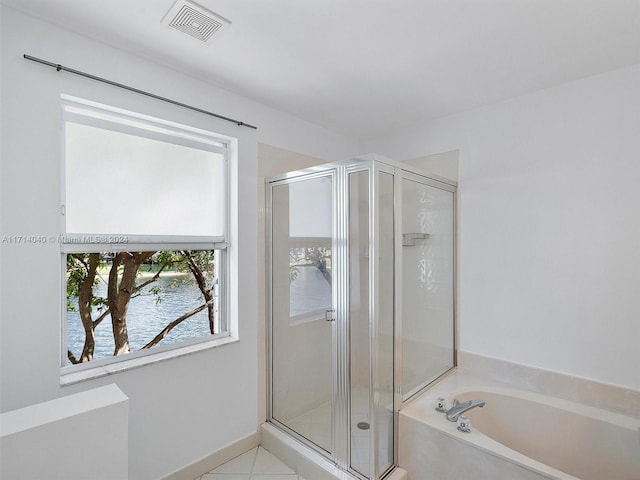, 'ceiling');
3,0,640,138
